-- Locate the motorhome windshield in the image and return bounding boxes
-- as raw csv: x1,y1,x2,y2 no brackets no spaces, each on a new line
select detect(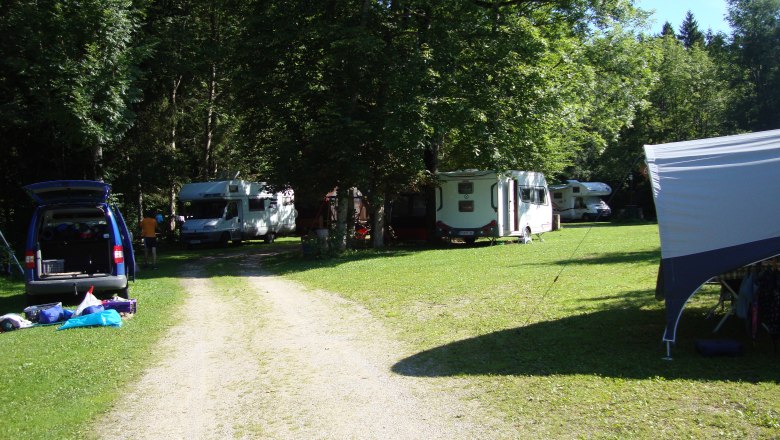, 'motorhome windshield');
186,200,226,219
583,197,606,207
